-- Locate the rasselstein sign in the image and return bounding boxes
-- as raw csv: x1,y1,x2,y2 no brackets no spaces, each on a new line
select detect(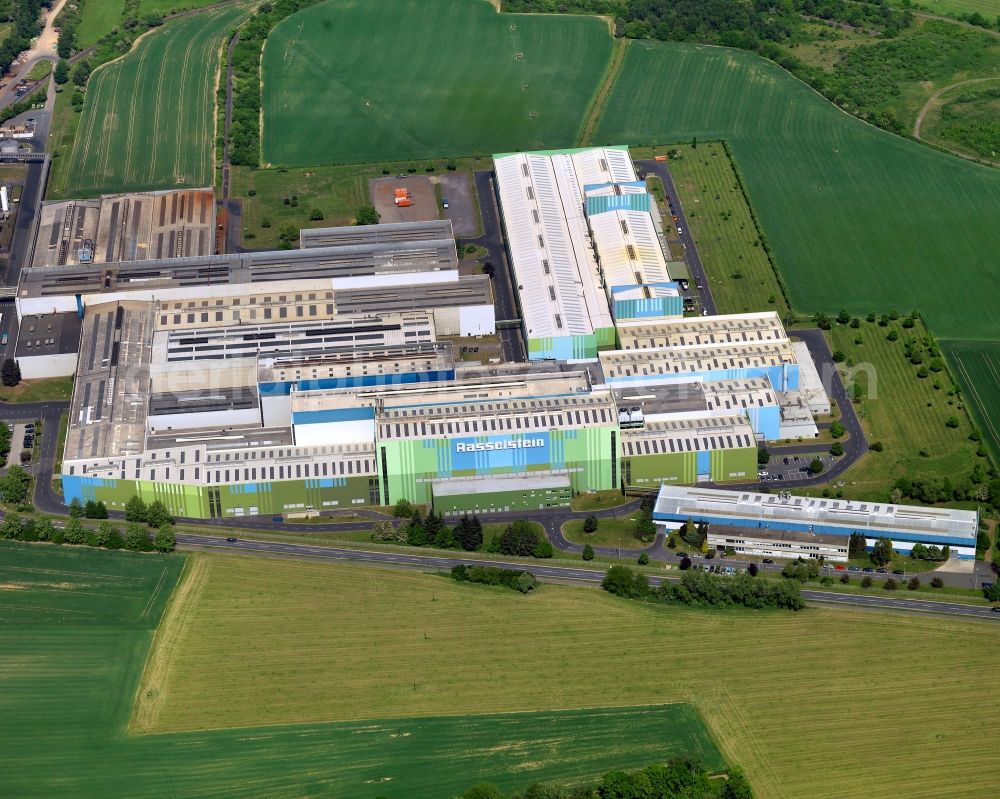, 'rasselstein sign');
455,438,545,454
